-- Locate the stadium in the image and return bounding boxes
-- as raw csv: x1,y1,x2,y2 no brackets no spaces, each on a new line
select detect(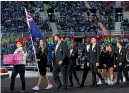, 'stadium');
1,1,129,93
